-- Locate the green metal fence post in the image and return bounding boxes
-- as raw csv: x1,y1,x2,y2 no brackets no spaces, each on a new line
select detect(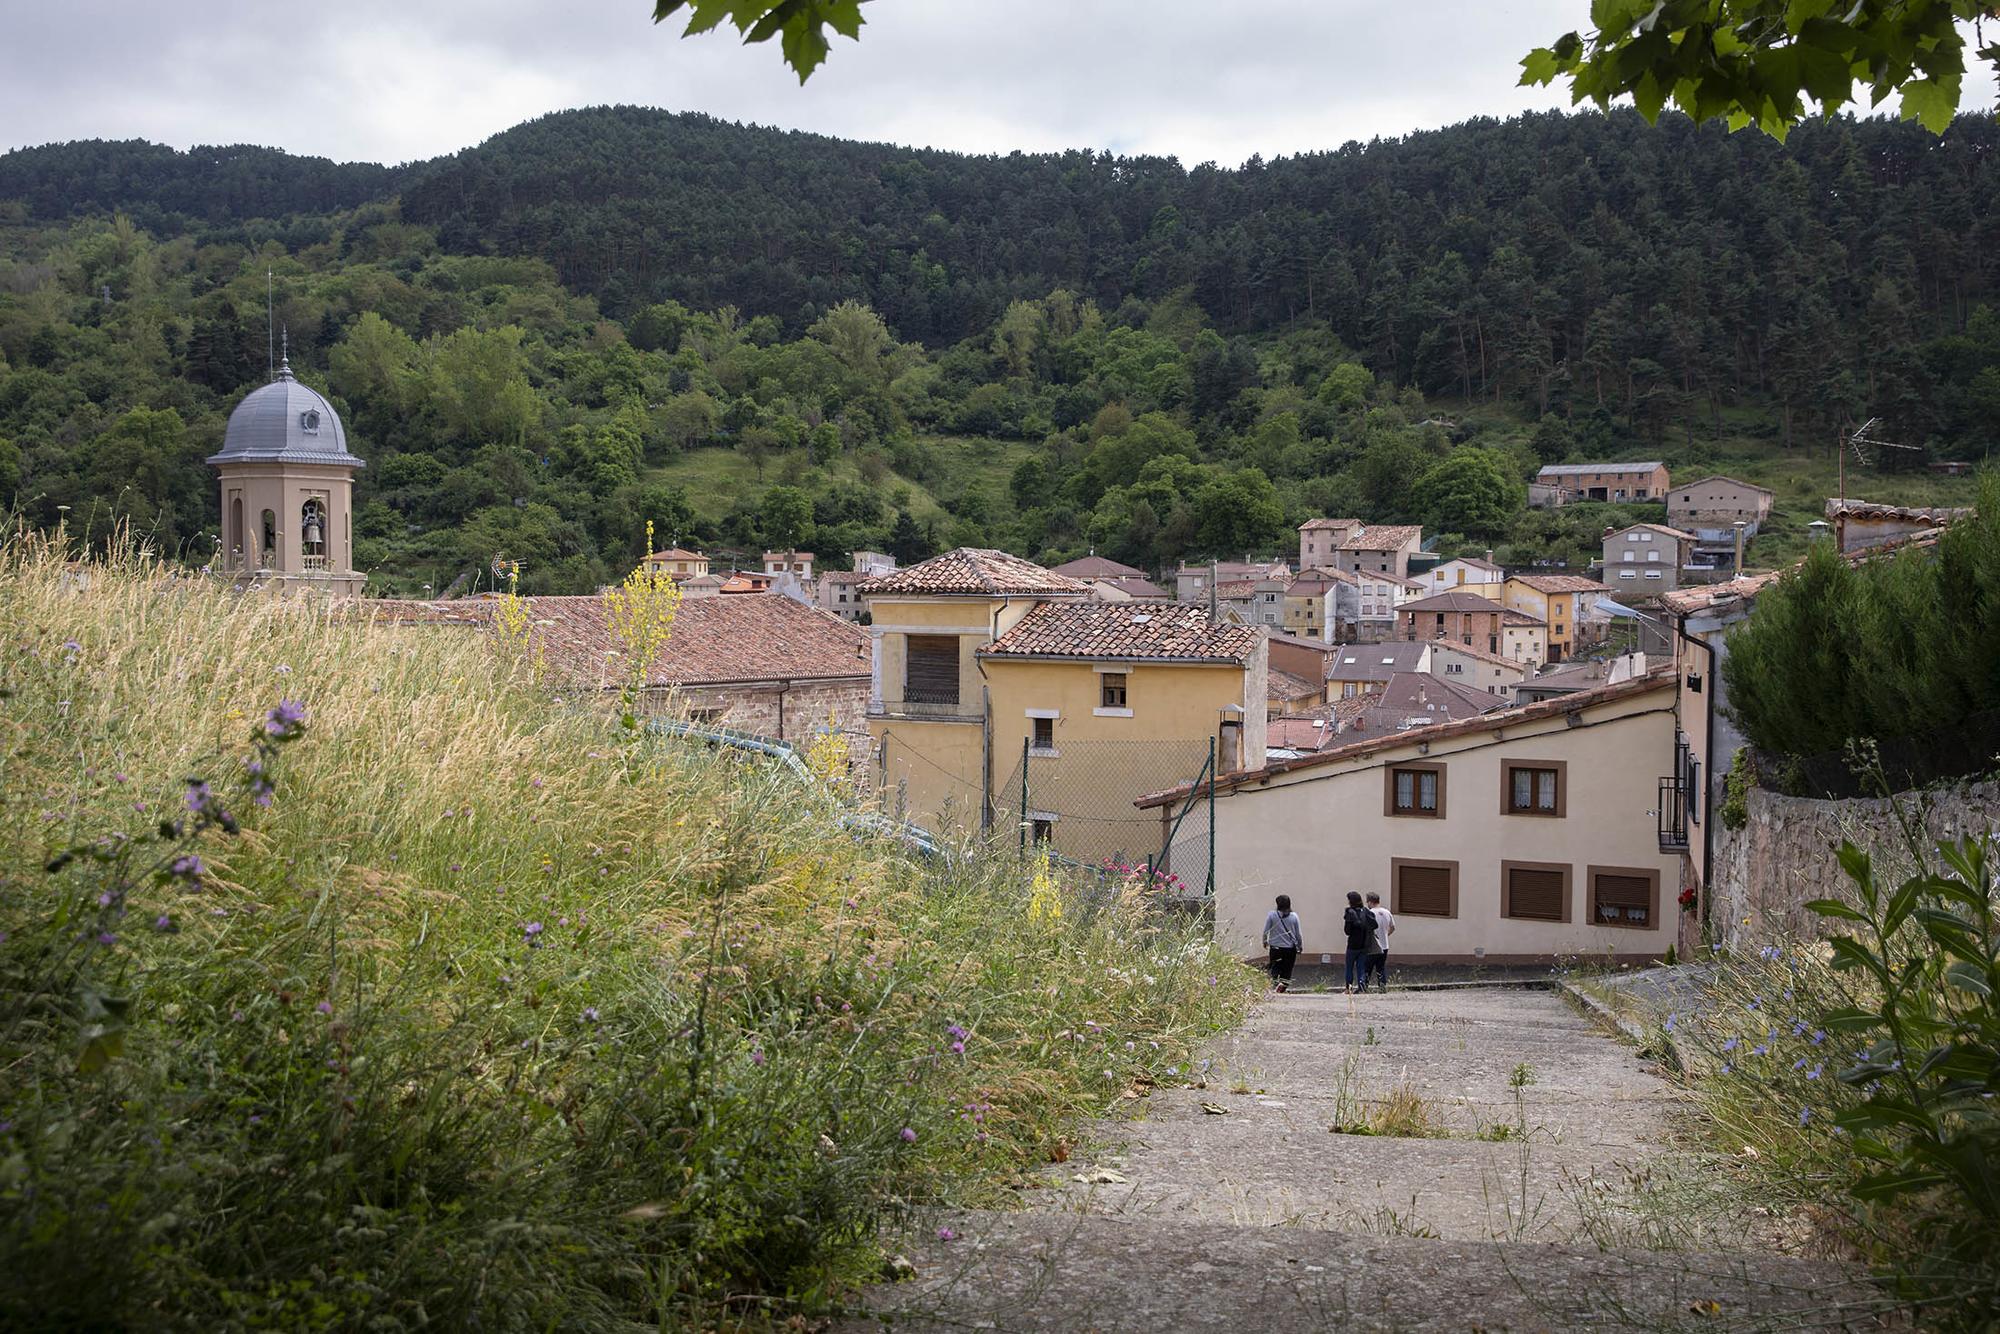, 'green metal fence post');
1207,734,1217,898
1018,735,1029,855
